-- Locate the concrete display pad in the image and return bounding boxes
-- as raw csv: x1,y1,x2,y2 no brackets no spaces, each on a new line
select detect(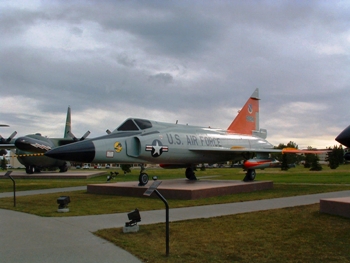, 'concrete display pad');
0,170,104,179
87,179,273,200
320,197,350,219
